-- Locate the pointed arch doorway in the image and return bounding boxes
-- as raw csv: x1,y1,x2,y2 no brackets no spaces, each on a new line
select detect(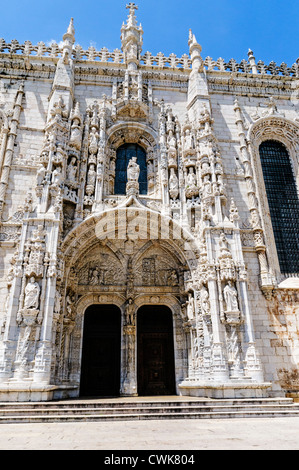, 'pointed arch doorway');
80,304,121,397
137,305,176,396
